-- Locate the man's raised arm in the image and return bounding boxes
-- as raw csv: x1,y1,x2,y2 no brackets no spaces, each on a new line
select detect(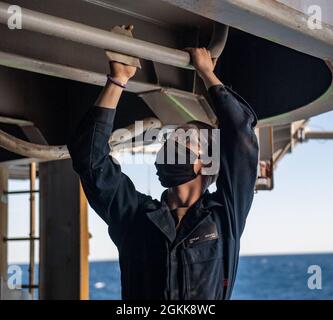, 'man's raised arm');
67,43,146,247
186,48,259,237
